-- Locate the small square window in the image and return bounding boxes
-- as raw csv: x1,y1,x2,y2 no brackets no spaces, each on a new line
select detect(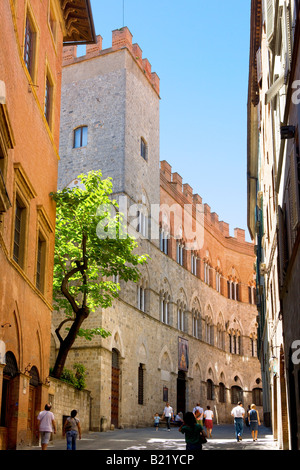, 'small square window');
74,126,88,148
